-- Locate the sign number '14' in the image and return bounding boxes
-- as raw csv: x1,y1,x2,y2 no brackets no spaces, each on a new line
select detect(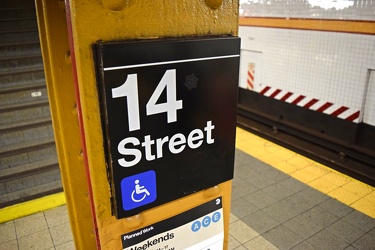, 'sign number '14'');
111,69,183,132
